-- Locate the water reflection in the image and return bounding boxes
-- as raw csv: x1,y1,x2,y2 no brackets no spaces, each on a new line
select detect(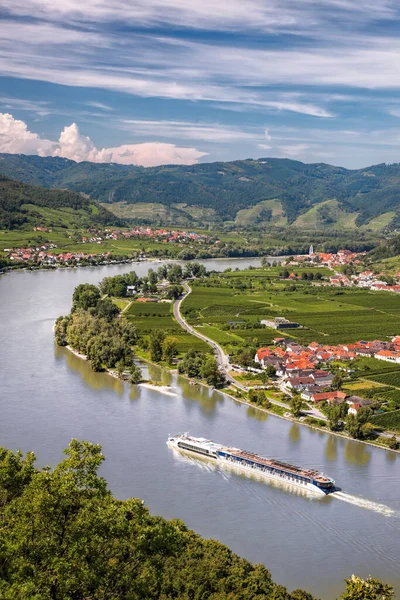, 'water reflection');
247,405,268,422
145,362,173,386
344,440,371,466
169,447,325,502
55,345,125,395
129,385,141,402
179,375,224,414
325,435,337,462
289,423,300,443
385,449,398,463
